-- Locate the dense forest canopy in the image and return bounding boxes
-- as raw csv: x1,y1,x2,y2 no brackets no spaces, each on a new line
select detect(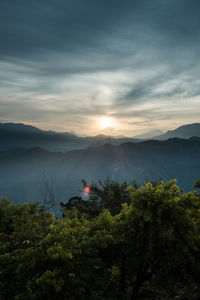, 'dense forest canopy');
0,179,200,299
